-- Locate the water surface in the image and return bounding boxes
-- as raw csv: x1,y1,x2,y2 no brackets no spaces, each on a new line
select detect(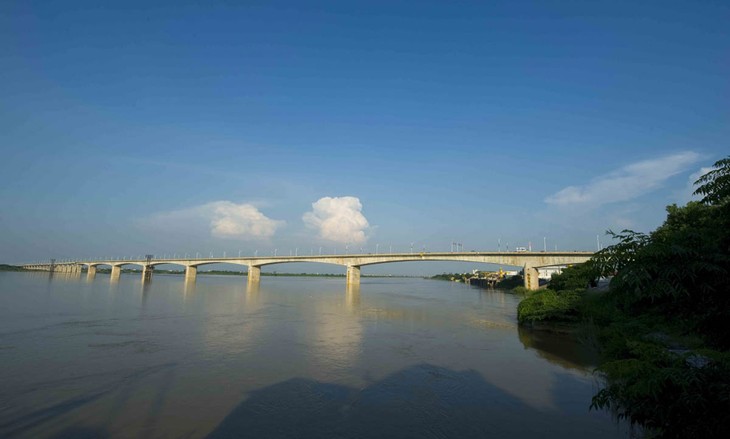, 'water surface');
0,272,625,438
